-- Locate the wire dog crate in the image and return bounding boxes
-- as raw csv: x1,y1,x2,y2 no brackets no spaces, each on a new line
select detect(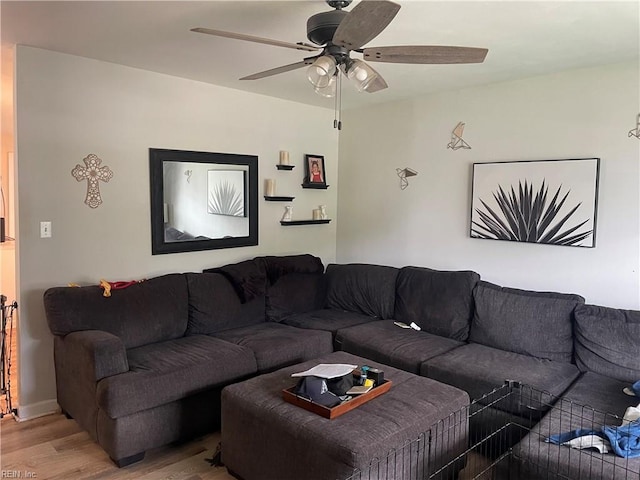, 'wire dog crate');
343,381,640,480
1,294,17,418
